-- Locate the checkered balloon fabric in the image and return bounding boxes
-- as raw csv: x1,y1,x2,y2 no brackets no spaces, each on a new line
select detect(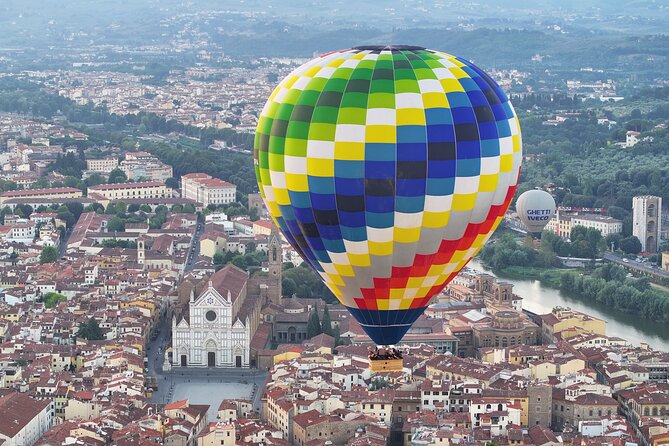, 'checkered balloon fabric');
254,46,522,345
